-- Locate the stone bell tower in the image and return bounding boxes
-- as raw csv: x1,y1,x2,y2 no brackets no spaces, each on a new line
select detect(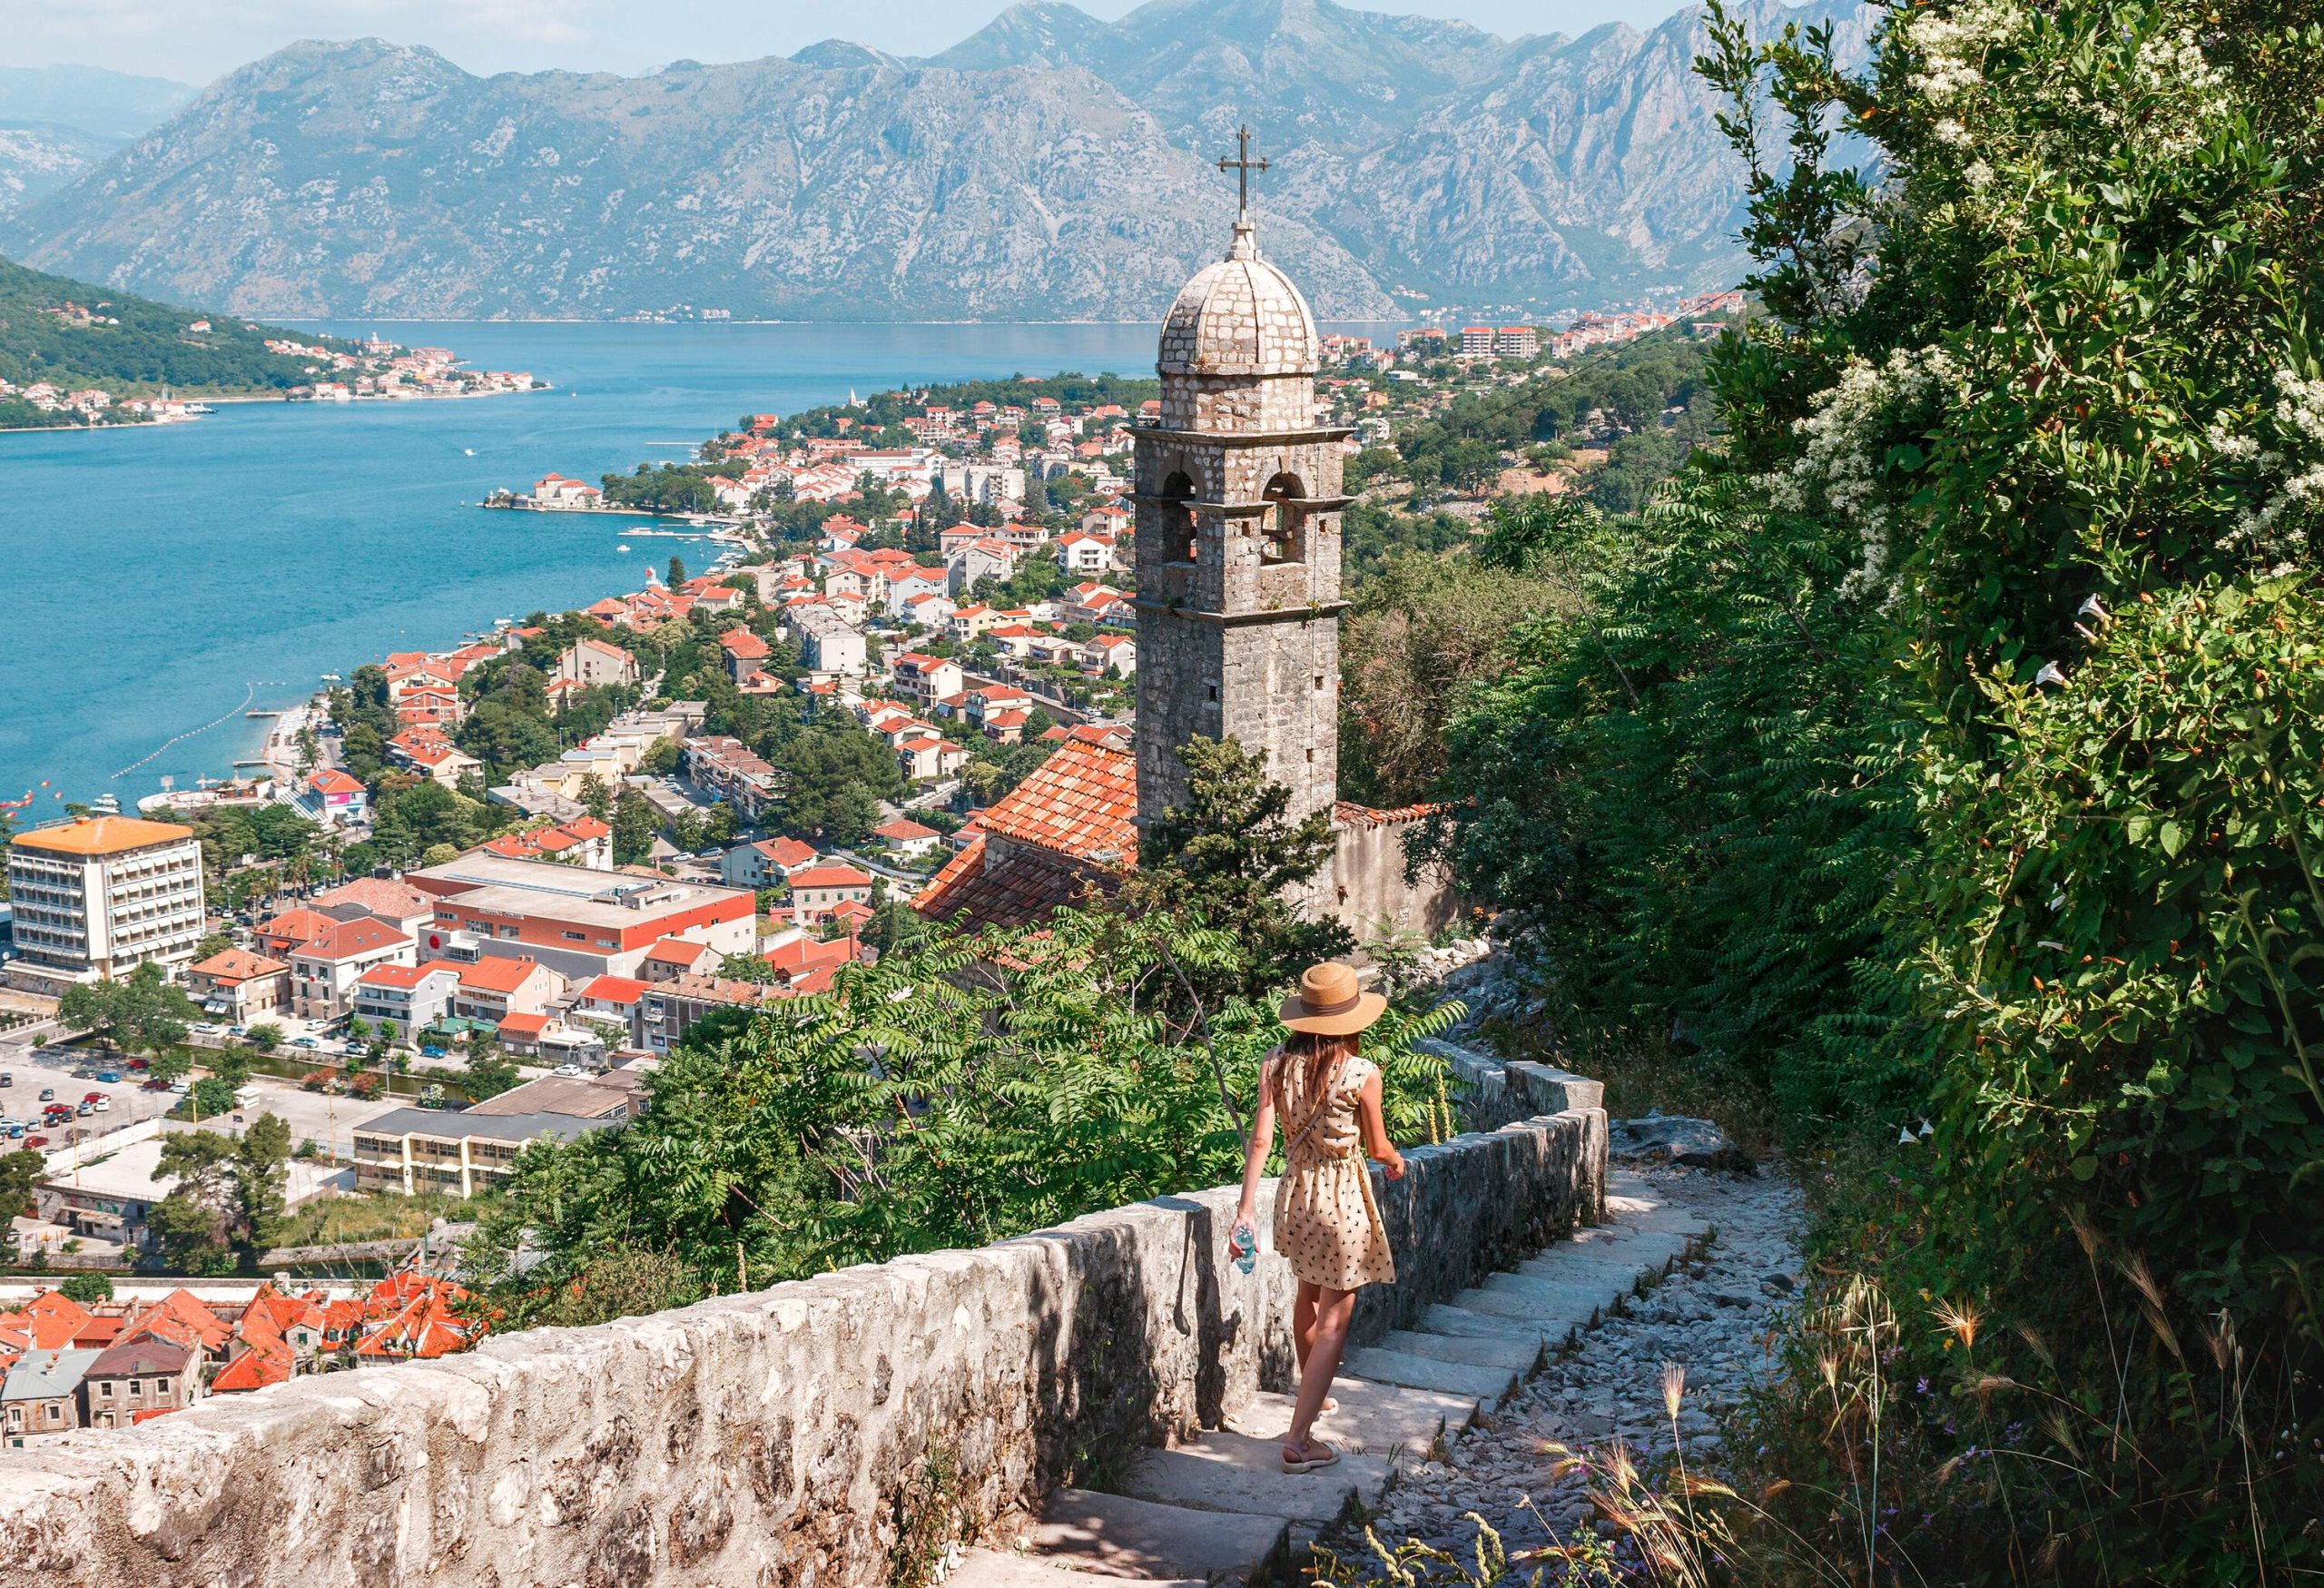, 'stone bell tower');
1134,128,1351,831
